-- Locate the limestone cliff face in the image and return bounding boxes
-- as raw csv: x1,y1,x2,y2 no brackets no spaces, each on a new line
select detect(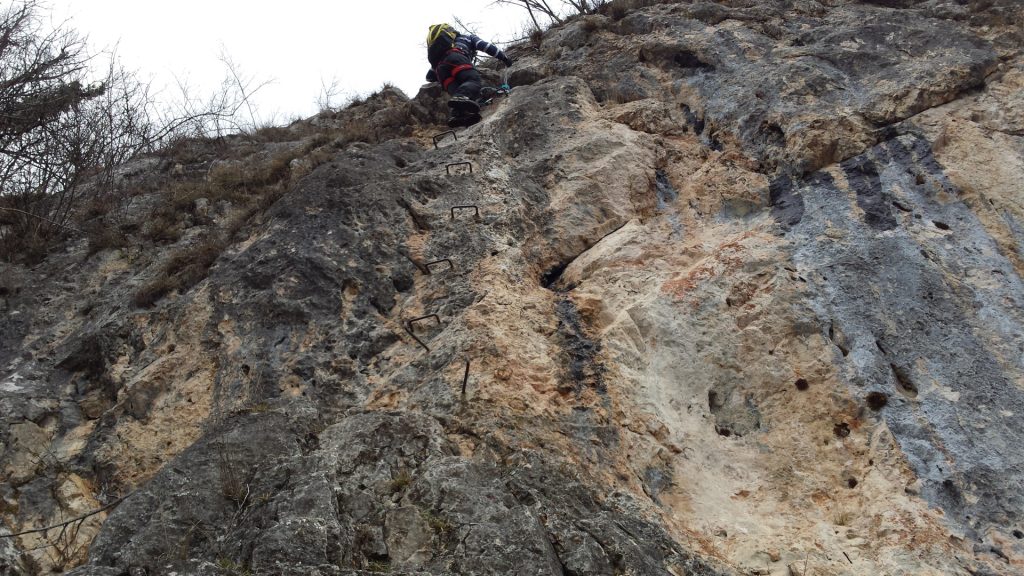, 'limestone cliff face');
2,1,1023,575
